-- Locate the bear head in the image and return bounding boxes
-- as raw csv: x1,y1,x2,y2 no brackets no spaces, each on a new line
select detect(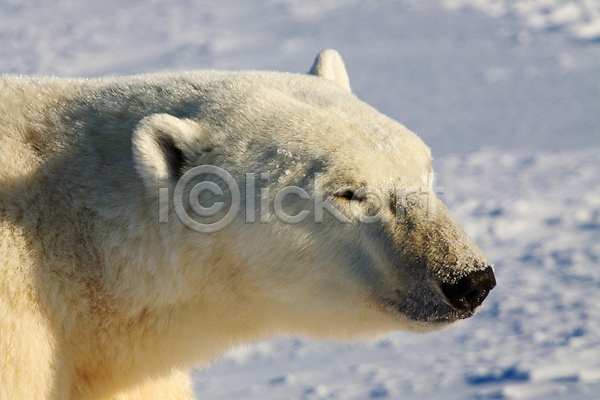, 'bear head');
131,50,496,341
